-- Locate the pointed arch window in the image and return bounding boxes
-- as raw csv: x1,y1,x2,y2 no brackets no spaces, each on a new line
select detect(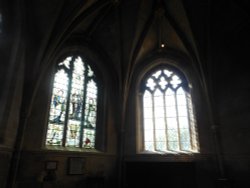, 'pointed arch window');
141,67,199,153
45,56,98,149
